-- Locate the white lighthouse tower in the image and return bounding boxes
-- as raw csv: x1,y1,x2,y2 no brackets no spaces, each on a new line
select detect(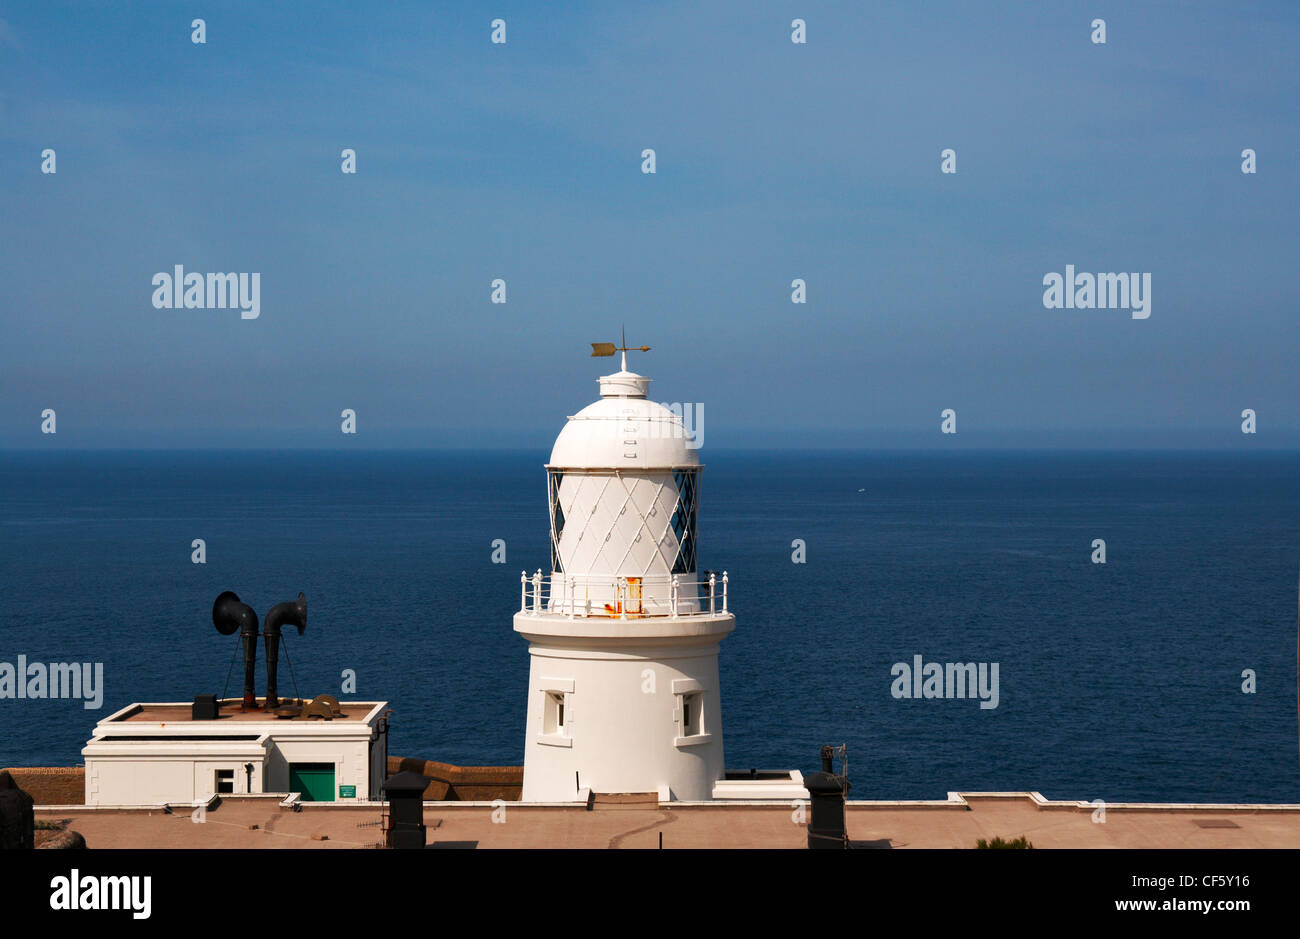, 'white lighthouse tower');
514,341,734,802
